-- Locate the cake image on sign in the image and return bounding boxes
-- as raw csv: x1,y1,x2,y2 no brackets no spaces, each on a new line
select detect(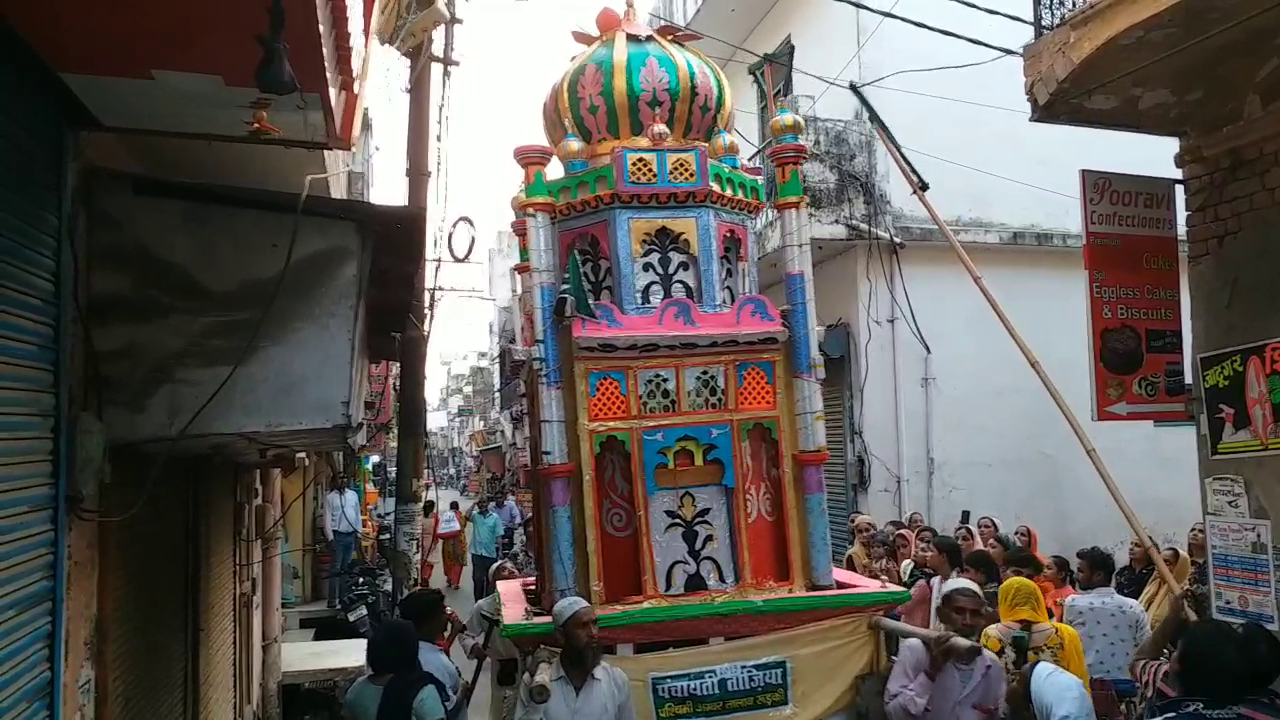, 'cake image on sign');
1099,324,1145,376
